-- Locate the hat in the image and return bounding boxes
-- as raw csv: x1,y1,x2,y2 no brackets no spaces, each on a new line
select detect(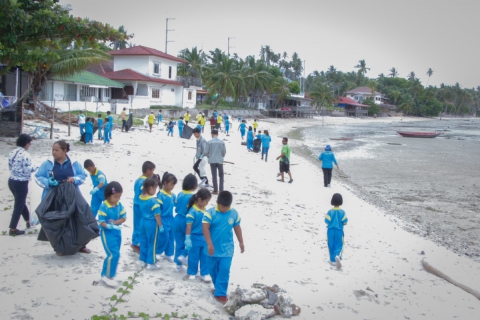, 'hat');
325,145,331,151
211,129,219,135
